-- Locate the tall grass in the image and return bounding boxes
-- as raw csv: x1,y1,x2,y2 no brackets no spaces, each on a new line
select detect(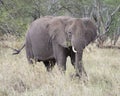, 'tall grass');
0,39,120,96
